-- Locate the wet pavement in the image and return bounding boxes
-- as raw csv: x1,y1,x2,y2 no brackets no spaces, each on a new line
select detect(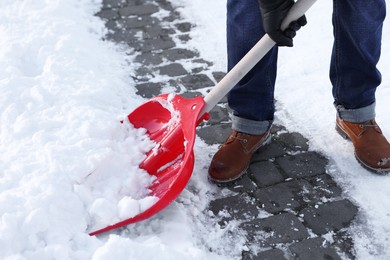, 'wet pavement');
96,0,358,259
